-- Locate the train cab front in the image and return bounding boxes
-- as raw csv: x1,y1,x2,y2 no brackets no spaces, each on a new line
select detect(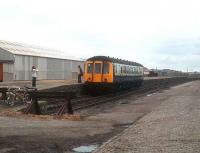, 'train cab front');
83,60,113,94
